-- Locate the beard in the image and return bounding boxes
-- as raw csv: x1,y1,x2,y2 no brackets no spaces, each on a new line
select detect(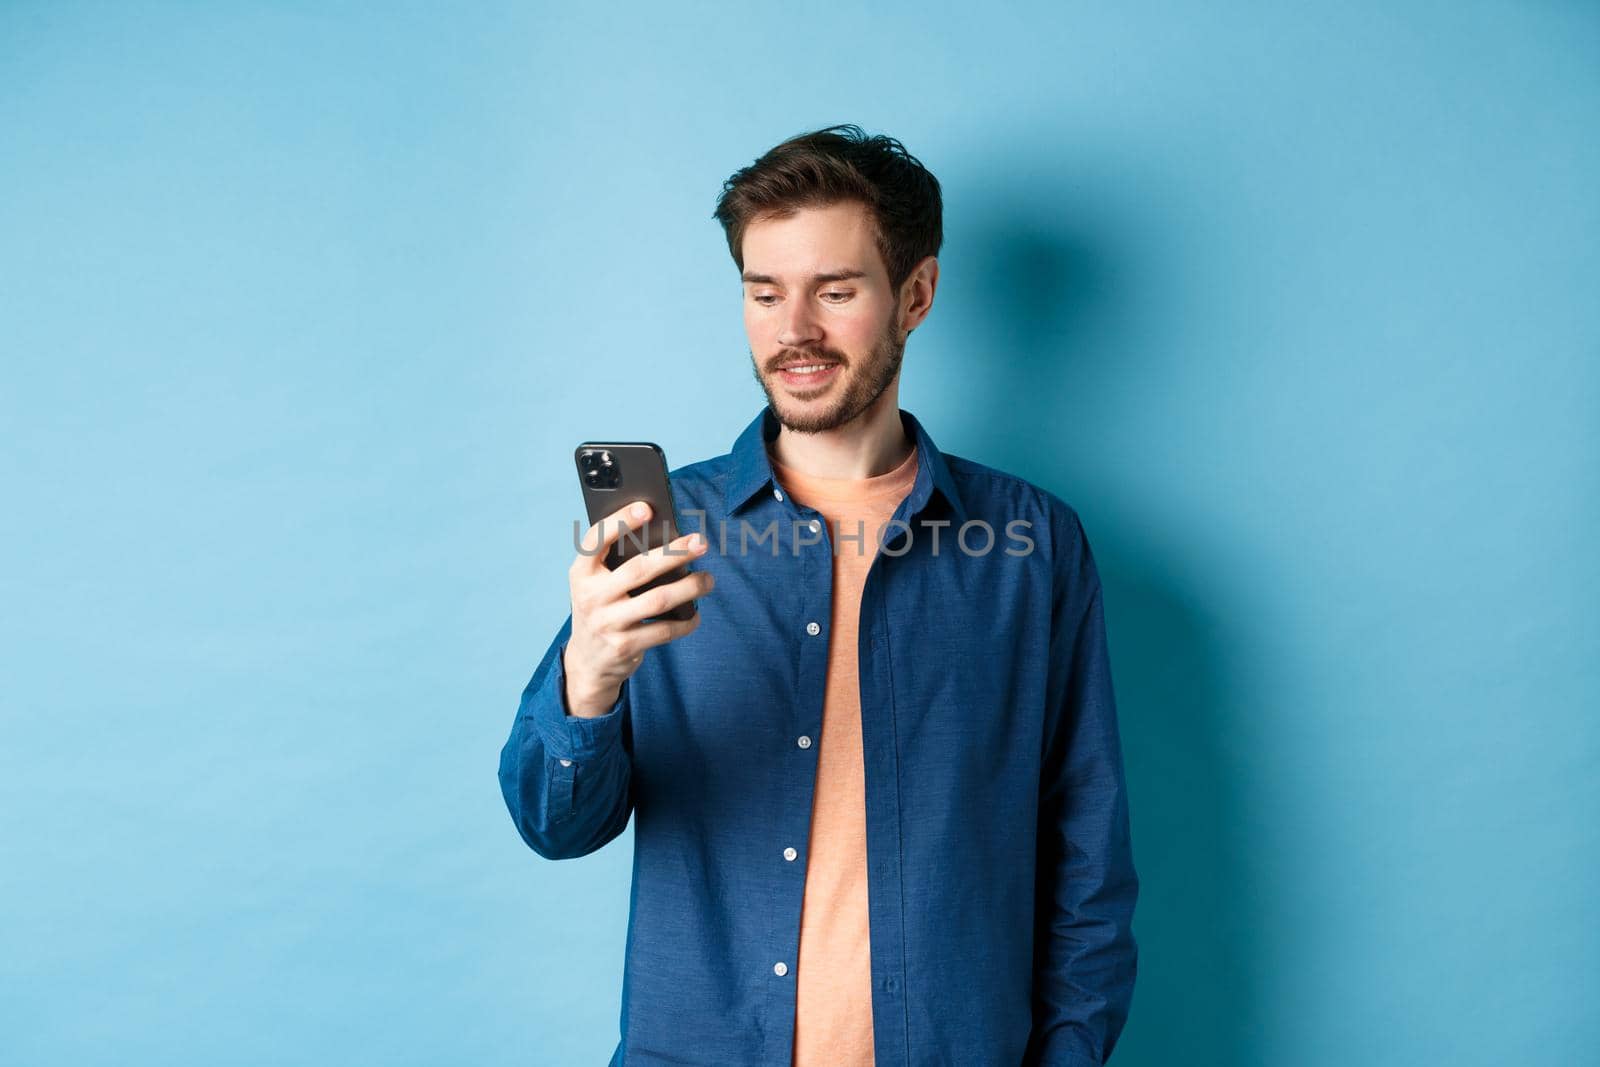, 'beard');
750,313,906,435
